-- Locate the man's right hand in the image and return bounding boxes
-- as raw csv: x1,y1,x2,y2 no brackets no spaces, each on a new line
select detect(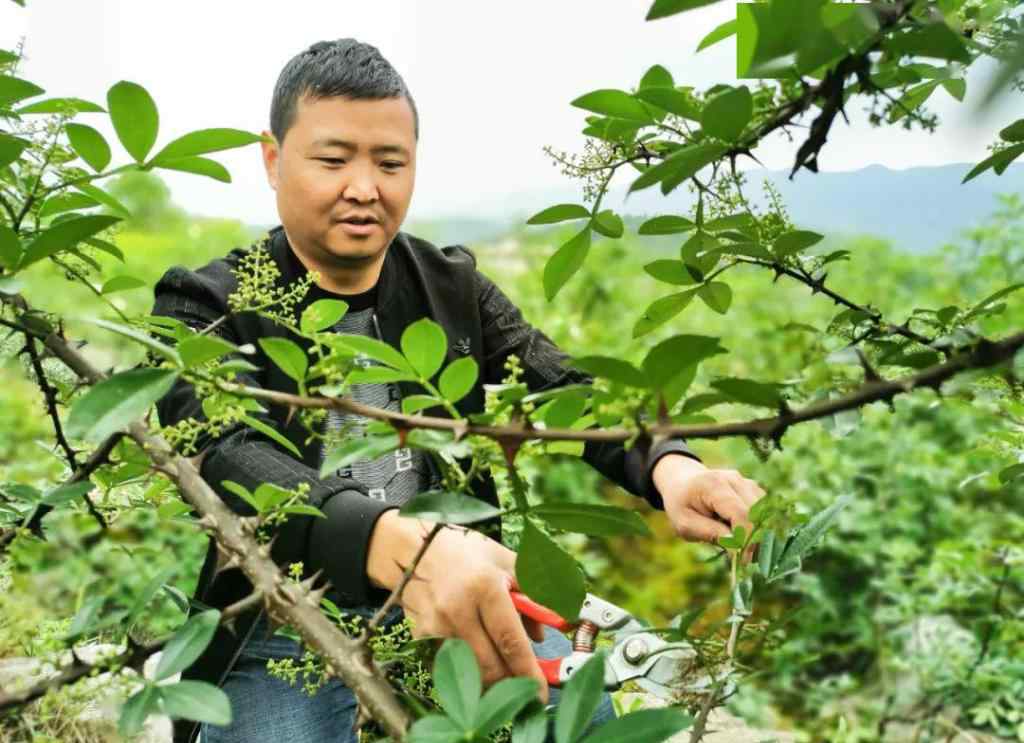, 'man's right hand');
366,510,549,701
